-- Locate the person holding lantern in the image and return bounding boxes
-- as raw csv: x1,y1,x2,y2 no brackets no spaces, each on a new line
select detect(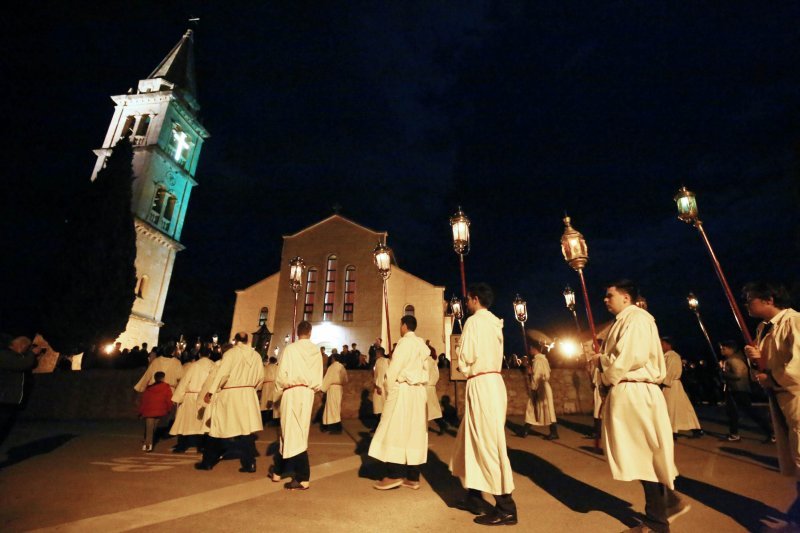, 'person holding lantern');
593,280,688,532
742,281,800,525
